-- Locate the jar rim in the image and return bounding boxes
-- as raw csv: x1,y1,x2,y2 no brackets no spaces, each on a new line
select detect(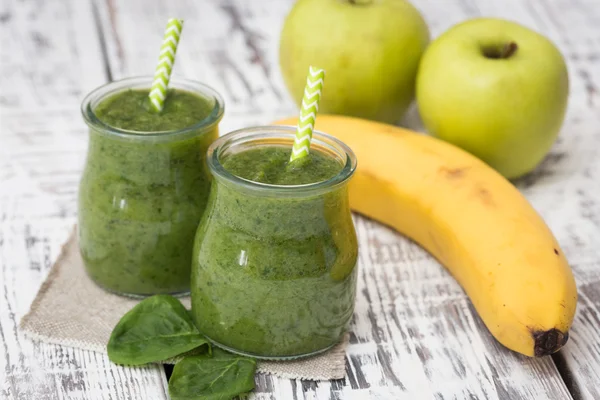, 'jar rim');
80,76,225,139
207,125,358,196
